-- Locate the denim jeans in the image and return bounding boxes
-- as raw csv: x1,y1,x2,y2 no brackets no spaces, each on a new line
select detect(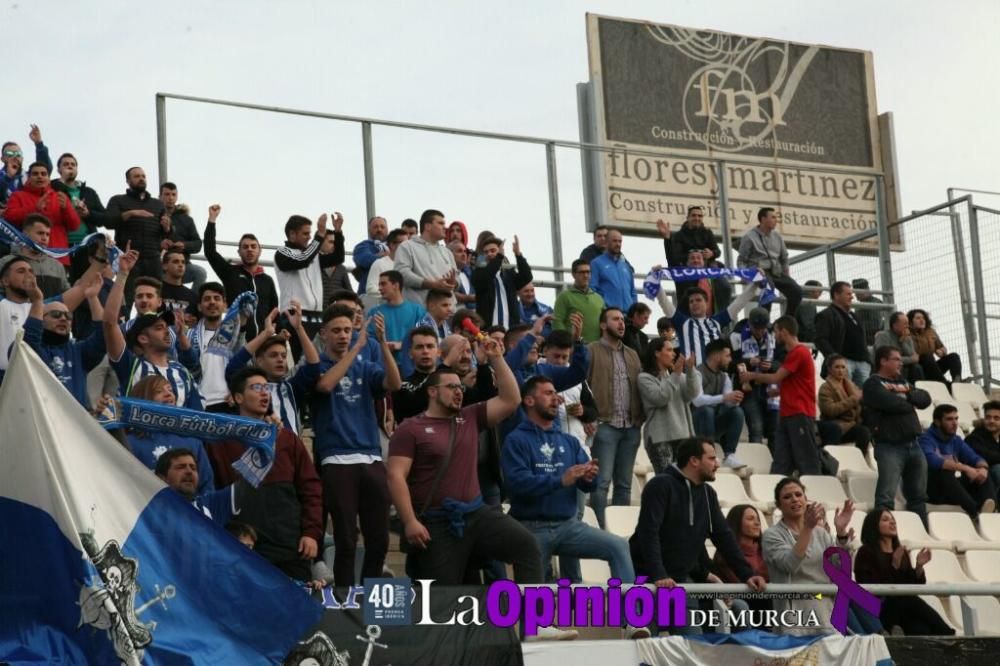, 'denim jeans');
692,403,744,456
183,262,208,291
521,518,635,583
741,391,775,444
873,440,928,525
590,424,641,529
846,359,871,388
